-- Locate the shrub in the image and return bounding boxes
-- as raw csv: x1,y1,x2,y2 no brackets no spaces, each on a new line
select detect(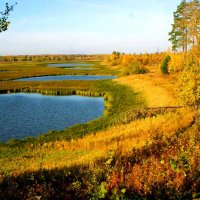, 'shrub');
122,62,148,76
161,55,171,74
